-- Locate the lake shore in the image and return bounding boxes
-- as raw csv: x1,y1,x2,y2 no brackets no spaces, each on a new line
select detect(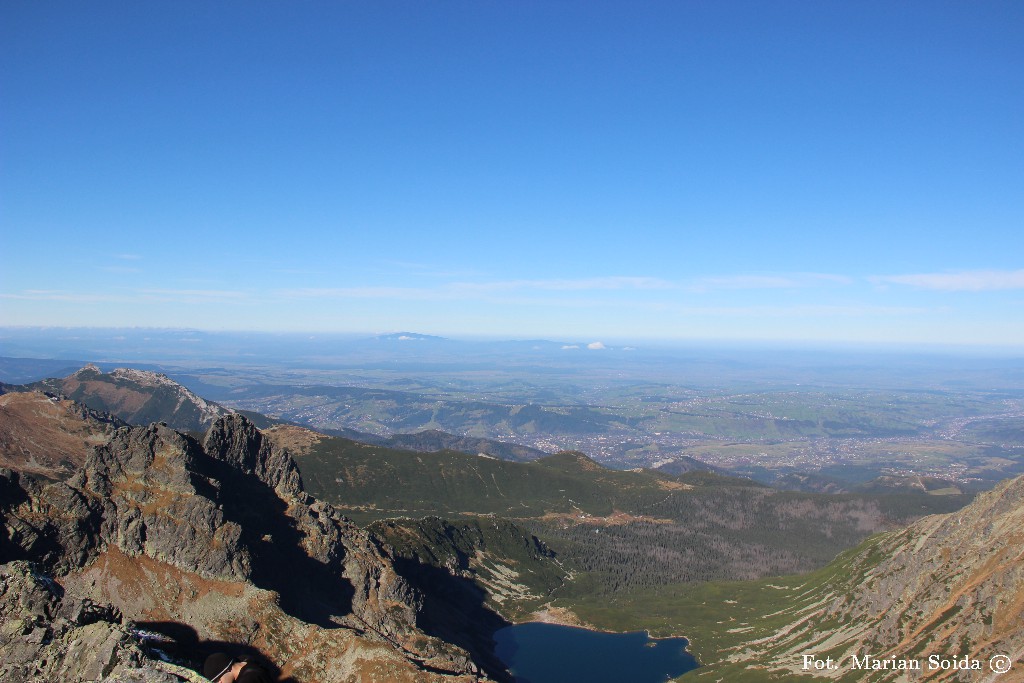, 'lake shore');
524,603,695,649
